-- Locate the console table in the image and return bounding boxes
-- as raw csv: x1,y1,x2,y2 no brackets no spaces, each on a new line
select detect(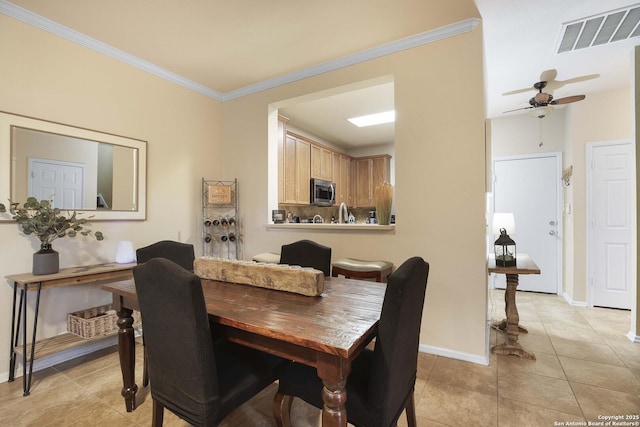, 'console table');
488,254,540,360
5,262,136,396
